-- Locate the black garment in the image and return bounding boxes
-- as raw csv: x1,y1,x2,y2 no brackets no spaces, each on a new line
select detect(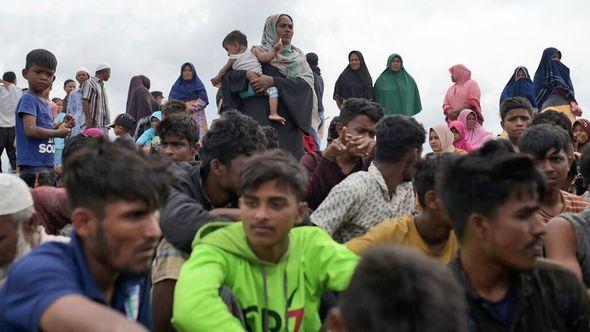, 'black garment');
159,161,235,254
333,51,374,101
313,72,324,114
449,257,590,332
19,166,56,188
221,63,313,160
0,127,16,171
